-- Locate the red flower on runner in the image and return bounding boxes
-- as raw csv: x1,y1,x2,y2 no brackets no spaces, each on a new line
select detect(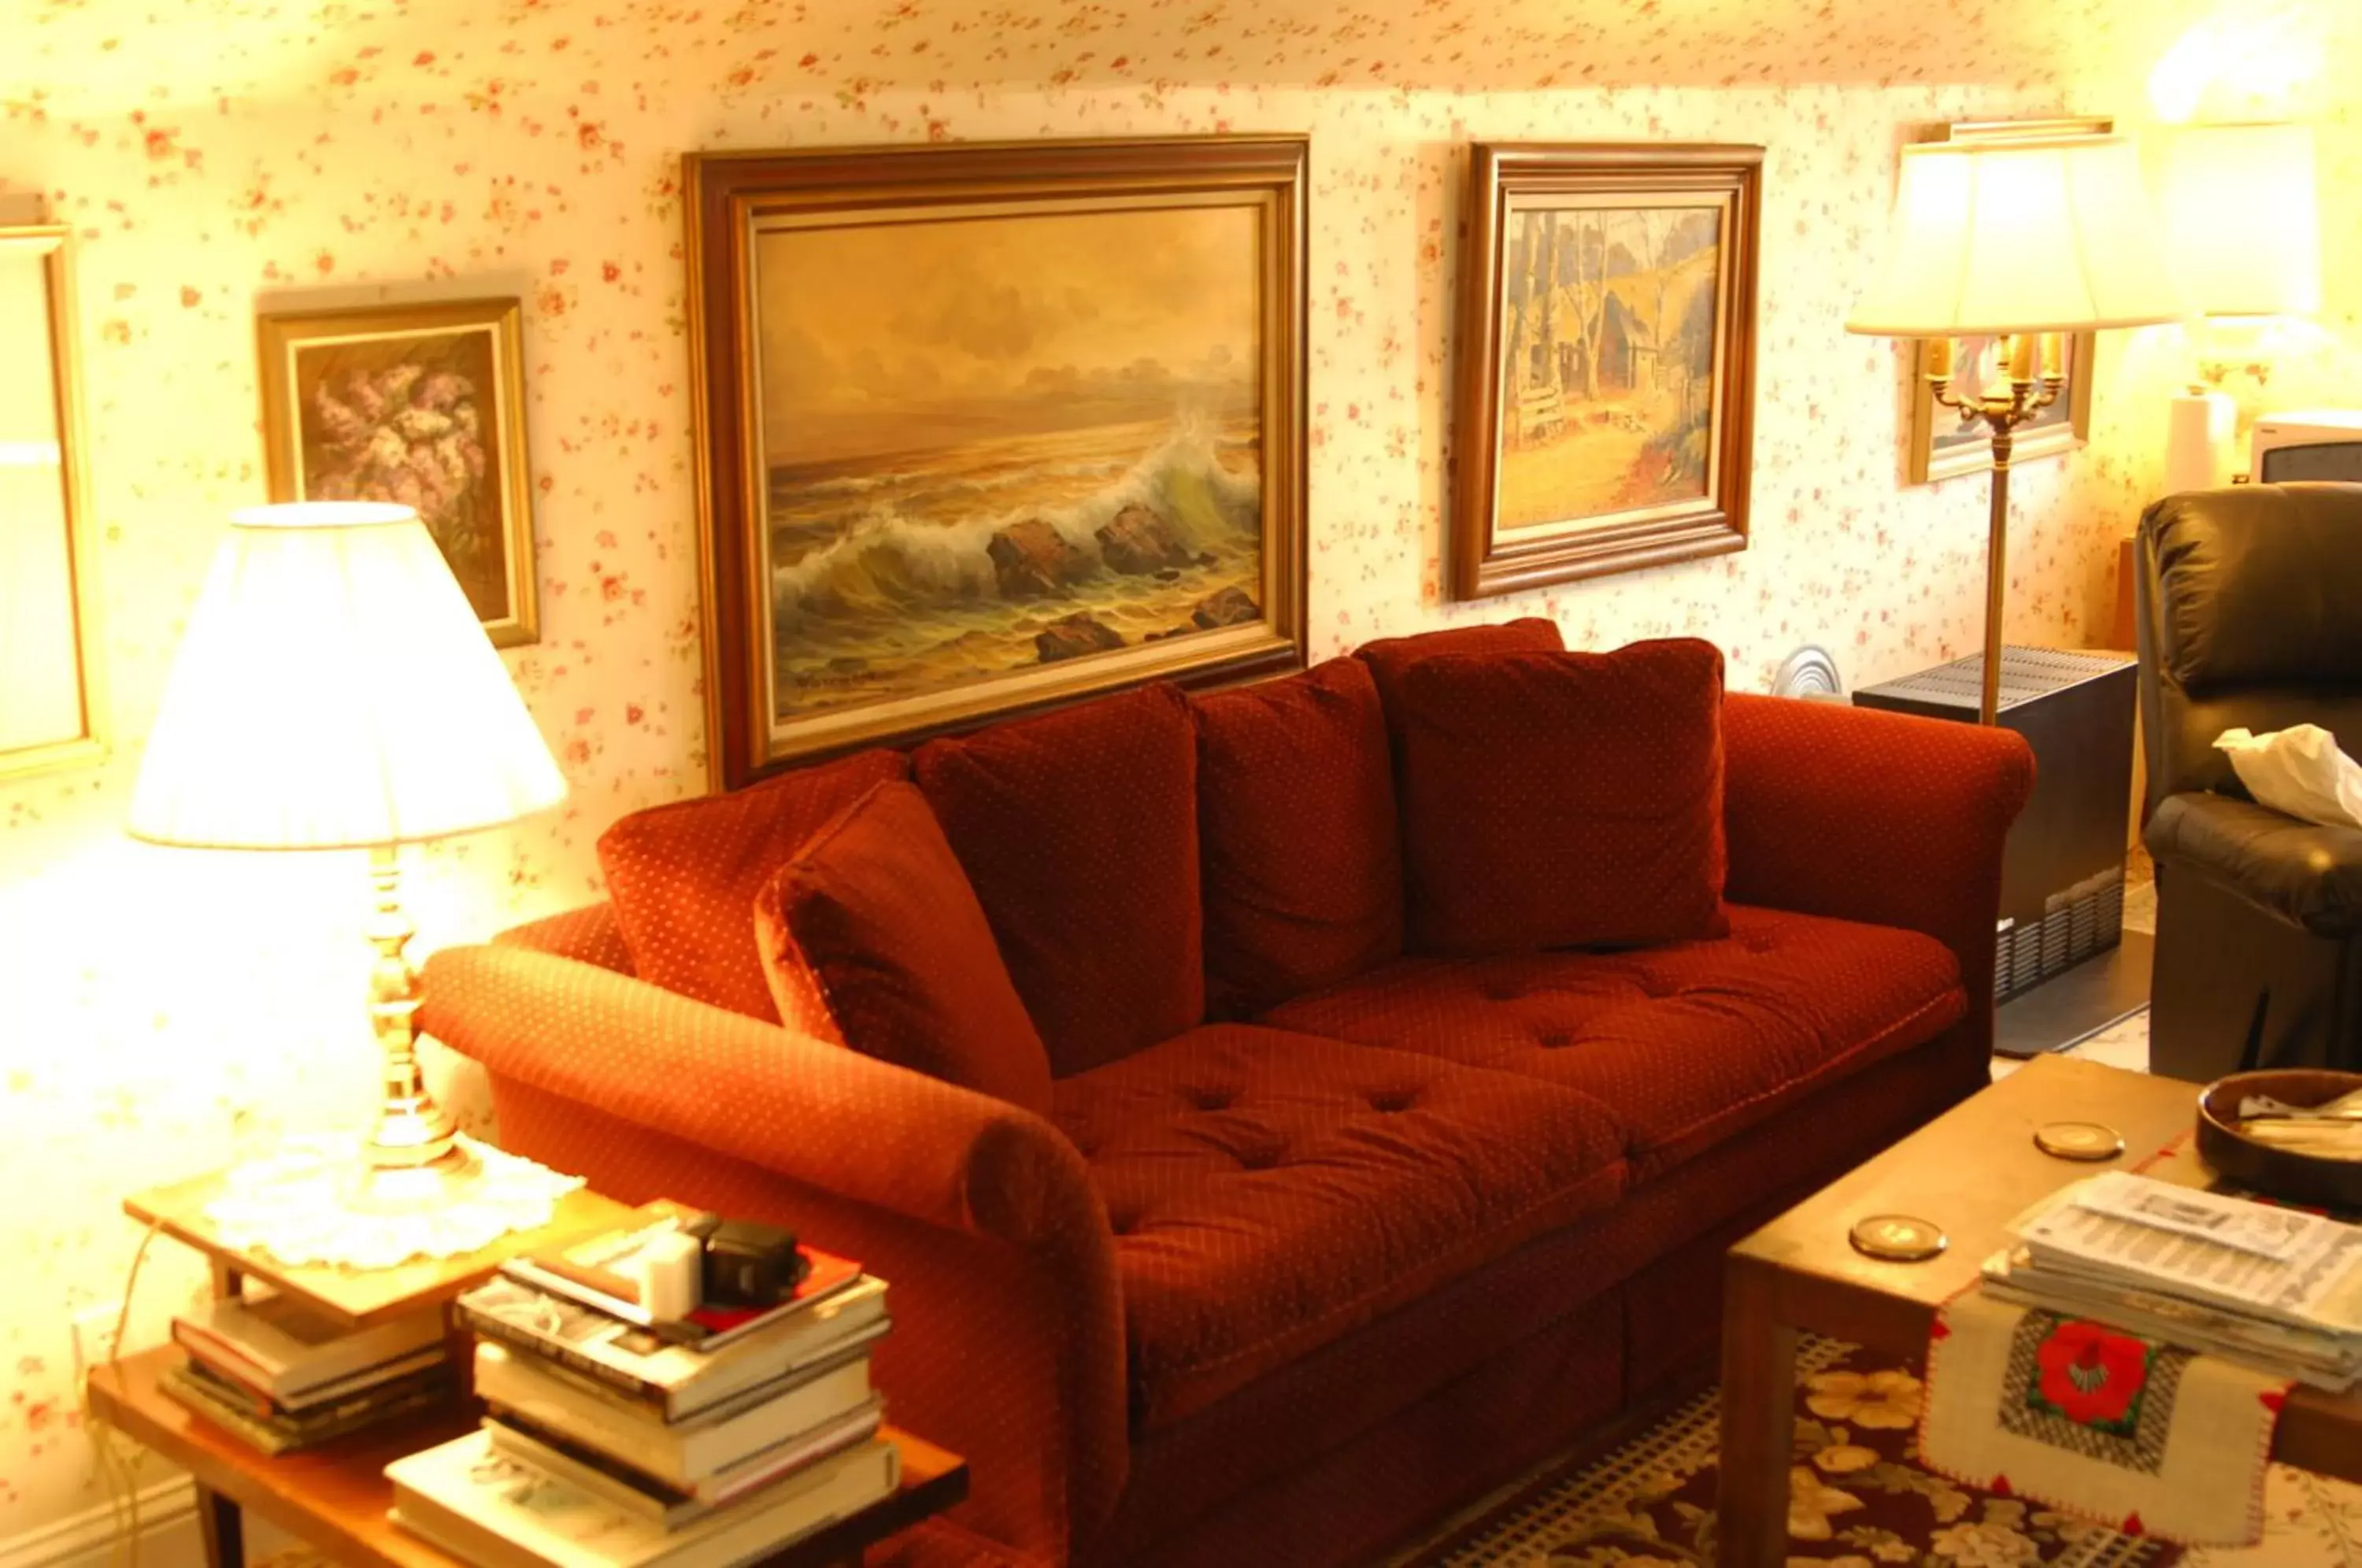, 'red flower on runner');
2034,1319,2151,1427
